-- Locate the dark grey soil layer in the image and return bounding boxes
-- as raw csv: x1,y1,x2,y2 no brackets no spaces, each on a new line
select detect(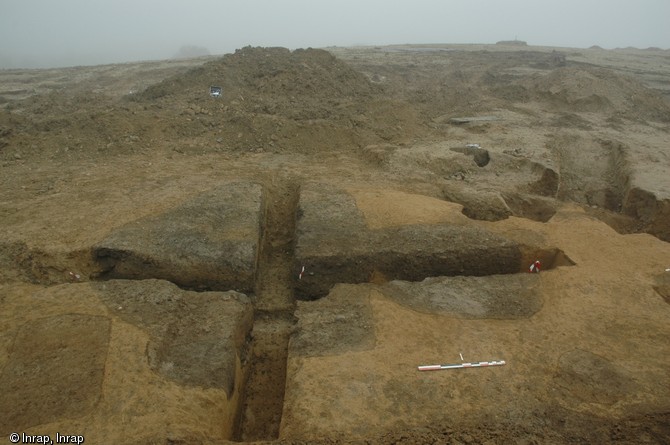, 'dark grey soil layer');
93,182,263,292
